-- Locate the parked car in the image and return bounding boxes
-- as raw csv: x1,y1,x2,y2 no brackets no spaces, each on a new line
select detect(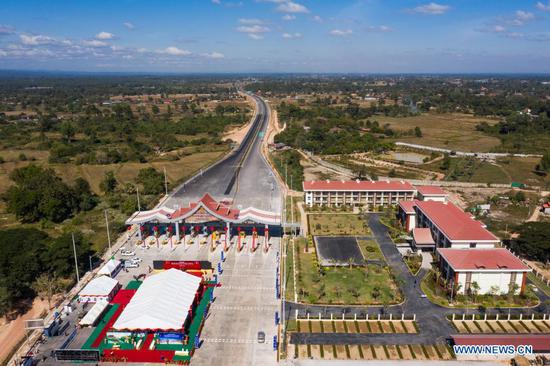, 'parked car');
121,250,135,256
257,331,265,343
130,257,142,264
124,261,139,268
